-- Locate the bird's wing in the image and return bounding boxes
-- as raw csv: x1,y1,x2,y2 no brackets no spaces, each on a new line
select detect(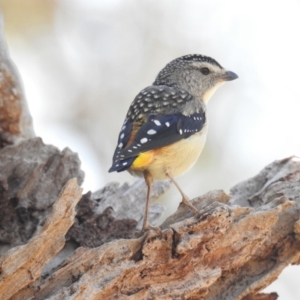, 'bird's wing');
109,112,206,172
